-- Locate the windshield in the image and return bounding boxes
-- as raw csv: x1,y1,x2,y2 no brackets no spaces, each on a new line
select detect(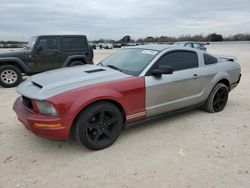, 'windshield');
100,48,159,76
26,36,37,49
